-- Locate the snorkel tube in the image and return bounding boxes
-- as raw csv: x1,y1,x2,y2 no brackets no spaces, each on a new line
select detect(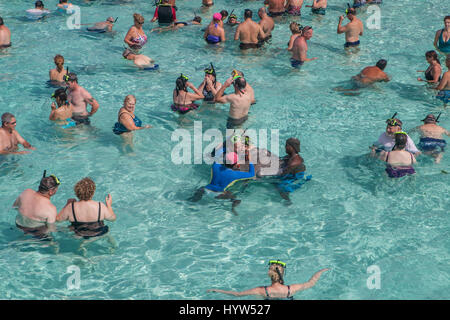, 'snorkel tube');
436,112,442,122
